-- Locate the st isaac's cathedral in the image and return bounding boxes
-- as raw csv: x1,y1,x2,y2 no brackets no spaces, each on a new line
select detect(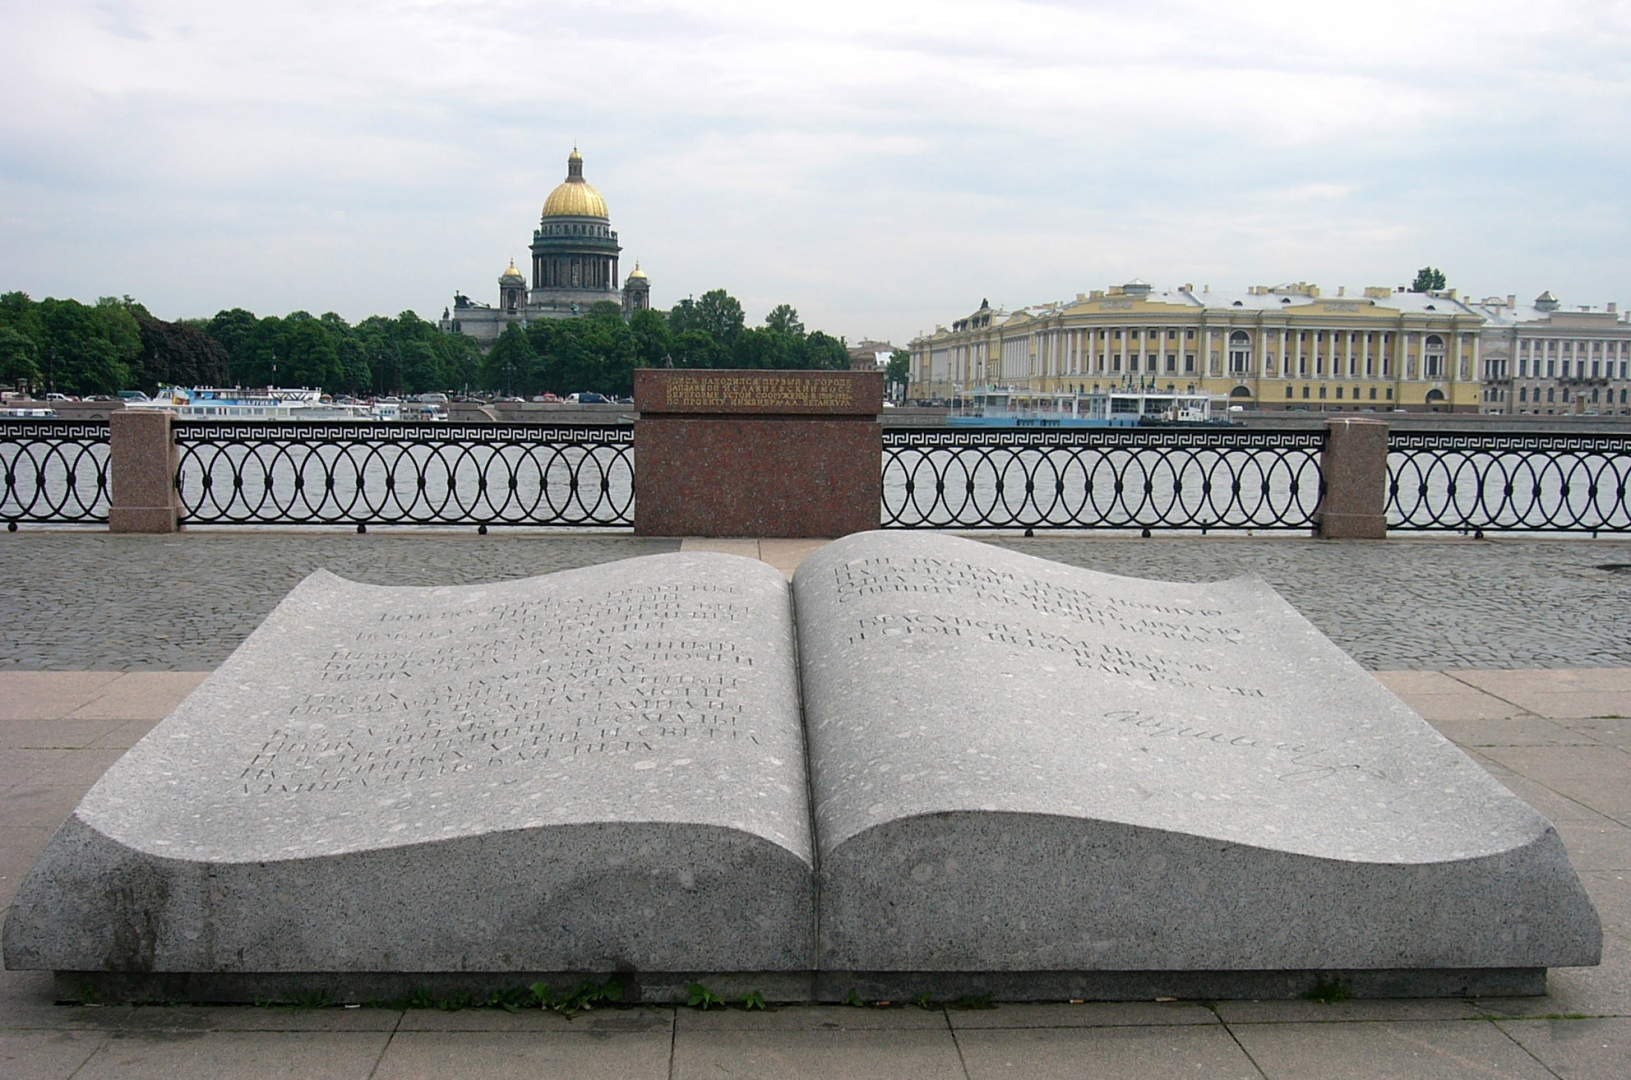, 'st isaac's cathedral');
439,149,651,346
